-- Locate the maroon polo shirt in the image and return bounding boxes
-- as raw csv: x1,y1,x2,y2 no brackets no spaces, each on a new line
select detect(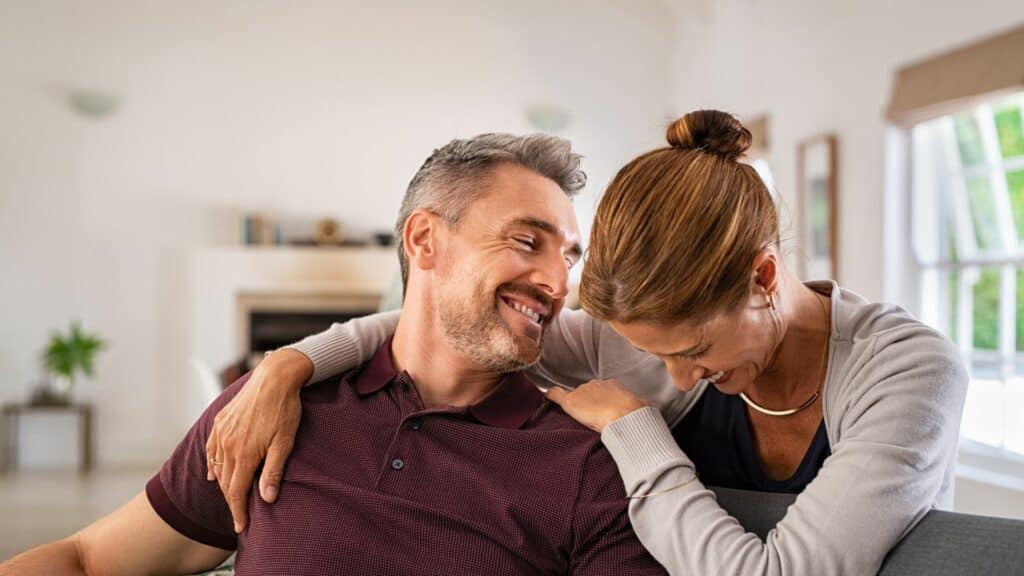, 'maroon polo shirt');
147,339,666,575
